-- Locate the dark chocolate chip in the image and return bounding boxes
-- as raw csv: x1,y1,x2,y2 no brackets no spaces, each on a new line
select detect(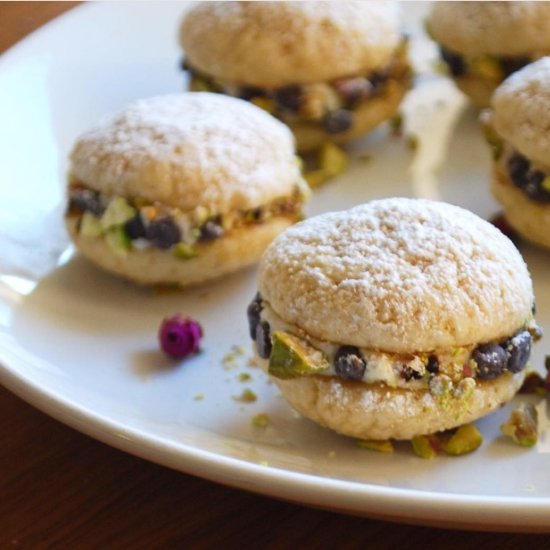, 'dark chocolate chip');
274,85,302,112
507,153,550,203
440,47,466,77
145,217,181,249
401,365,423,381
124,214,146,240
334,346,366,381
246,293,263,340
504,330,532,374
200,220,225,241
69,189,105,217
256,320,272,359
472,343,508,379
368,71,389,91
323,109,353,134
426,355,440,374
